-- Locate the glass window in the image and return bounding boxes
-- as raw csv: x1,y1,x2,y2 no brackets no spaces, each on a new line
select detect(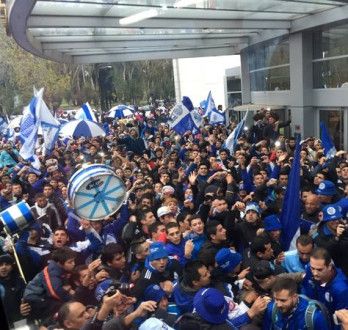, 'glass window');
227,93,242,108
313,57,348,88
319,109,344,150
313,24,348,60
227,76,241,92
250,65,290,91
247,37,289,71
